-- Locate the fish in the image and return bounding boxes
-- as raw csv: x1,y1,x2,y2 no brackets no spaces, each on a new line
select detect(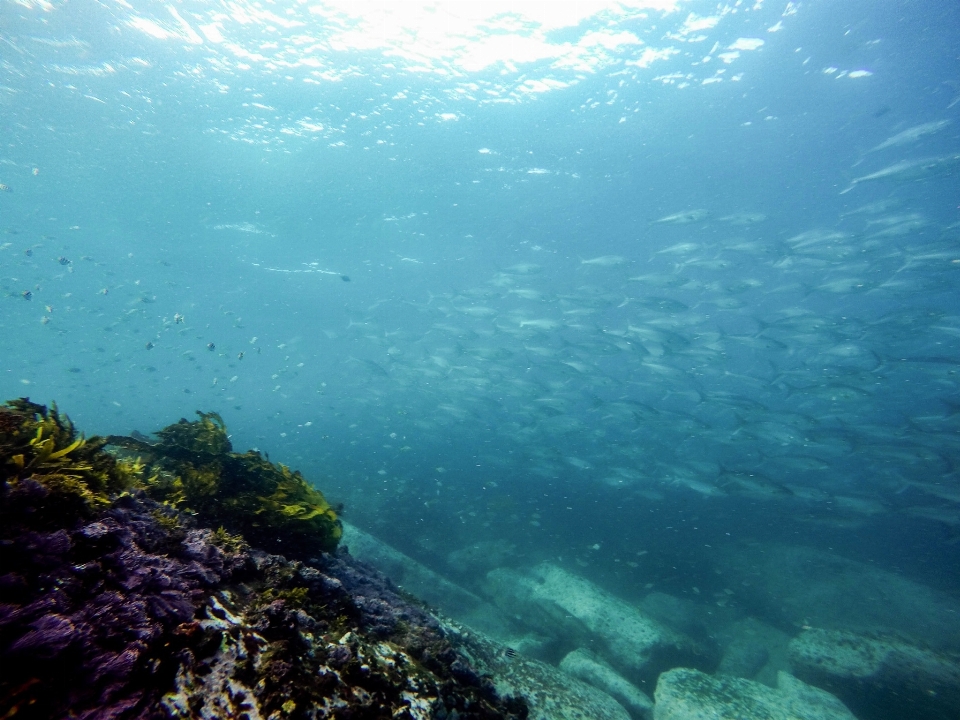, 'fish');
652,209,708,224
580,255,627,267
455,305,497,317
504,263,542,274
518,318,560,330
718,212,767,224
866,119,951,154
508,288,543,300
840,153,960,193
655,242,701,256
